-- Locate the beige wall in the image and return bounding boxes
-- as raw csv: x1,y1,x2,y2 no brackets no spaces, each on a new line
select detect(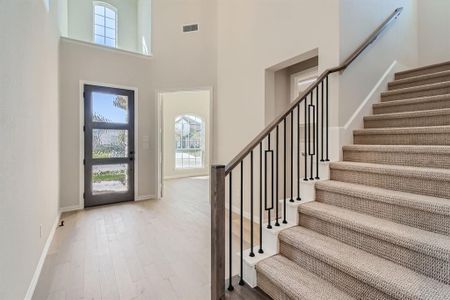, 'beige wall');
162,90,210,179
59,0,216,209
418,0,450,66
67,0,140,53
0,0,60,299
216,0,340,165
338,0,419,126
